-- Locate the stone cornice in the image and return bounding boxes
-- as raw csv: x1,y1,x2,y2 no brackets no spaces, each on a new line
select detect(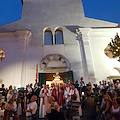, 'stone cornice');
75,28,91,42
77,27,120,42
0,30,32,38
0,30,32,43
